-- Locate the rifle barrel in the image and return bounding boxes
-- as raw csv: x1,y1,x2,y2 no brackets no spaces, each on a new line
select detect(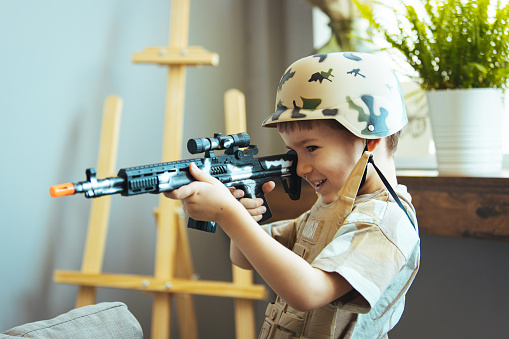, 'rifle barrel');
49,183,76,197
